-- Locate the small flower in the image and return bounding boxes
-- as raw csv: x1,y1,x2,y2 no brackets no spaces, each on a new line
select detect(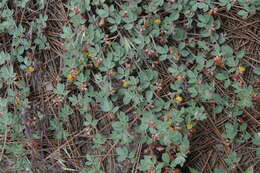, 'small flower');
63,48,68,53
143,21,149,27
187,124,193,129
208,8,219,16
81,88,88,92
173,51,180,61
148,50,157,57
154,19,161,24
173,55,181,61
251,93,257,97
27,66,35,72
214,55,224,67
176,75,185,81
71,69,80,75
15,81,20,86
15,98,21,105
152,133,160,141
108,70,116,77
175,96,183,102
27,54,34,60
122,80,130,88
167,121,173,127
94,59,102,67
140,26,145,33
84,51,93,57
66,74,73,81
98,18,106,27
105,40,112,46
75,8,81,14
237,117,245,123
238,66,246,73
